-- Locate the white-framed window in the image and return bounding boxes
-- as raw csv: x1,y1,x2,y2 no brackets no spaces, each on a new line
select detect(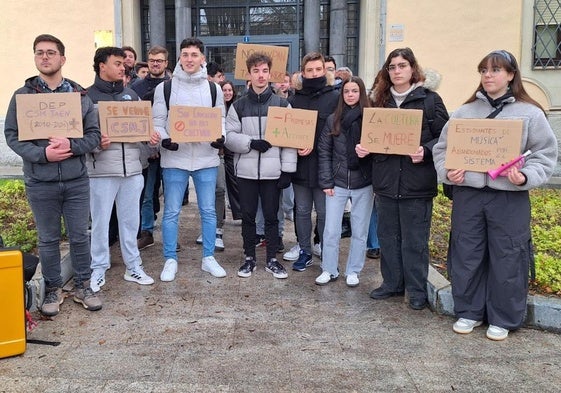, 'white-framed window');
533,0,561,69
